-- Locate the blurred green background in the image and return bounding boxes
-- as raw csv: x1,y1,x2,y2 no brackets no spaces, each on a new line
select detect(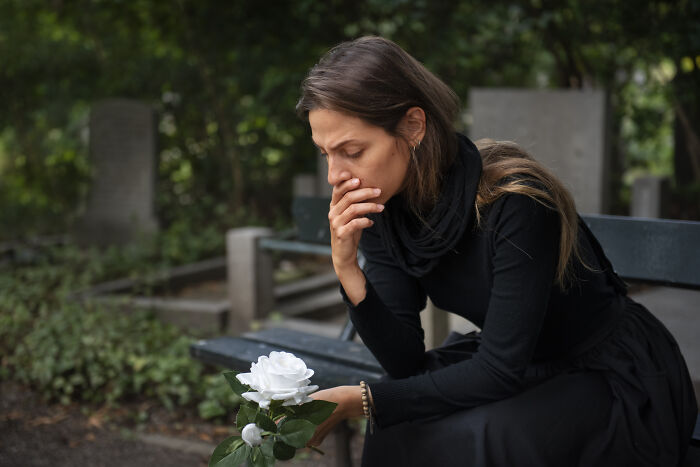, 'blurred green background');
1,0,699,244
0,0,699,420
